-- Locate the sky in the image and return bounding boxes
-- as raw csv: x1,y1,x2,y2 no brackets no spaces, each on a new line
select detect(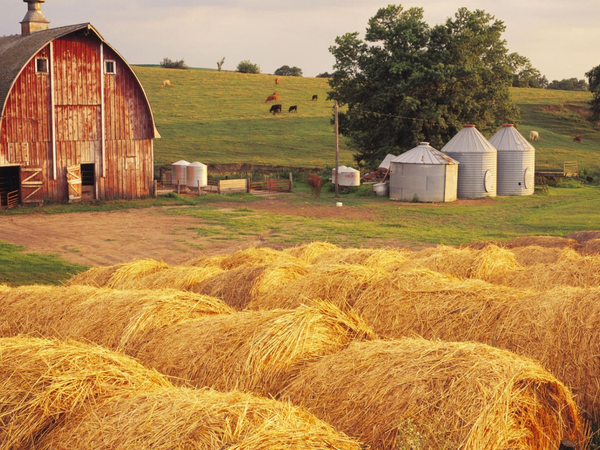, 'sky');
1,0,599,80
